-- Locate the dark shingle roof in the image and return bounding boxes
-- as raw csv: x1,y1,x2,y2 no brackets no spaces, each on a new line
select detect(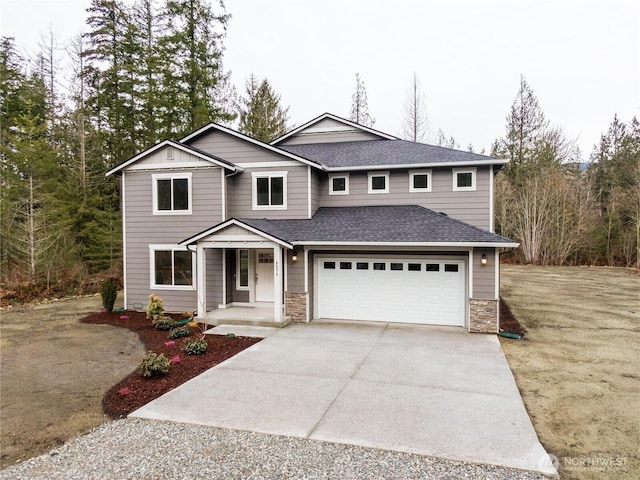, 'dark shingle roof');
278,140,501,169
237,206,515,244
